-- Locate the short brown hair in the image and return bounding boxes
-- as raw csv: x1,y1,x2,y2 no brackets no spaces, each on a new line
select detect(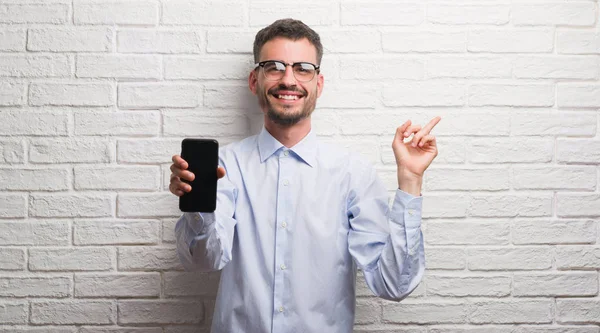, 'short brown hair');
253,18,323,64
